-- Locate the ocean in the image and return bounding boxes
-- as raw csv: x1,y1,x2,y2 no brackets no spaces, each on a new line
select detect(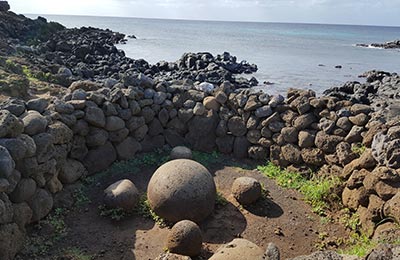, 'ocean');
27,14,400,95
